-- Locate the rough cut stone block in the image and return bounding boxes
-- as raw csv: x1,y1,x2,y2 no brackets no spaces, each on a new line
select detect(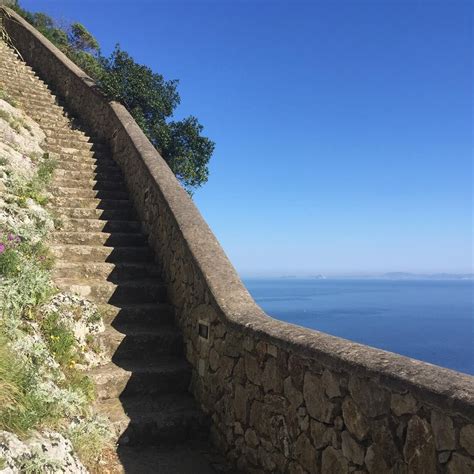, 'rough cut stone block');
403,416,436,473
391,393,418,416
447,453,474,474
431,410,456,451
284,376,304,408
310,419,337,449
342,397,369,441
303,372,335,423
322,369,342,399
341,431,365,465
348,376,390,417
294,432,317,472
460,424,474,456
321,446,349,474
